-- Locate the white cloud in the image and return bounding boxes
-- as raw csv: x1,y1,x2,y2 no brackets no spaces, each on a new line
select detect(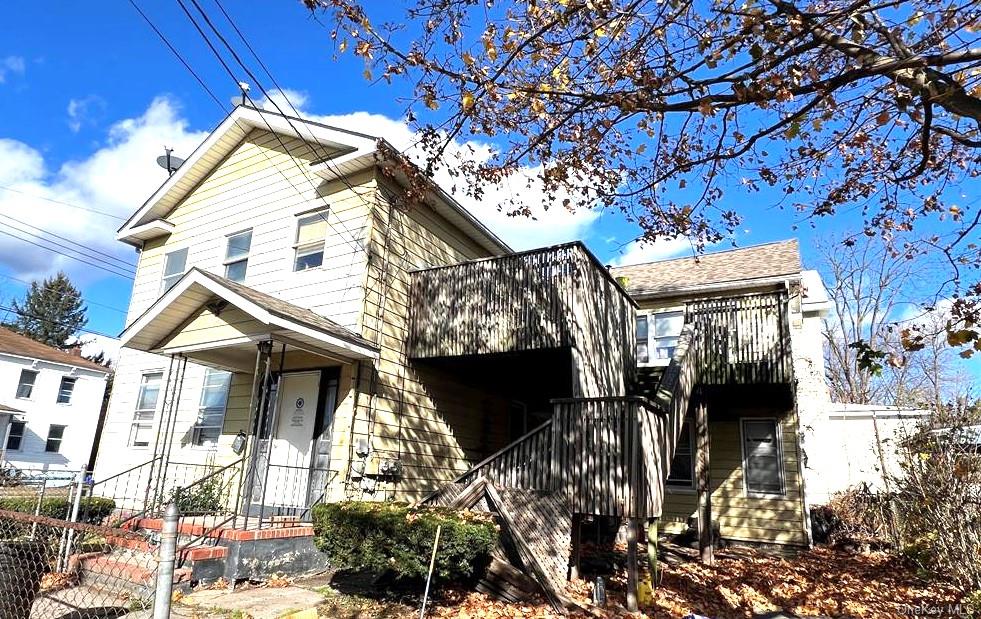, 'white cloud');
611,237,698,266
0,56,25,84
68,334,121,364
286,100,601,250
0,96,208,280
66,95,107,133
